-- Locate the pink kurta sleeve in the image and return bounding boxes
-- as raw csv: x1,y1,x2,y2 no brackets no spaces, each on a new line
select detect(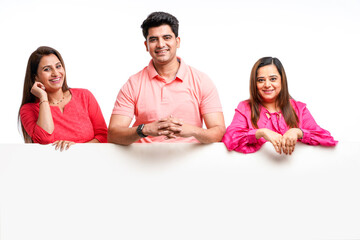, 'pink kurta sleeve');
20,104,55,144
85,90,108,143
294,101,338,146
222,101,266,153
